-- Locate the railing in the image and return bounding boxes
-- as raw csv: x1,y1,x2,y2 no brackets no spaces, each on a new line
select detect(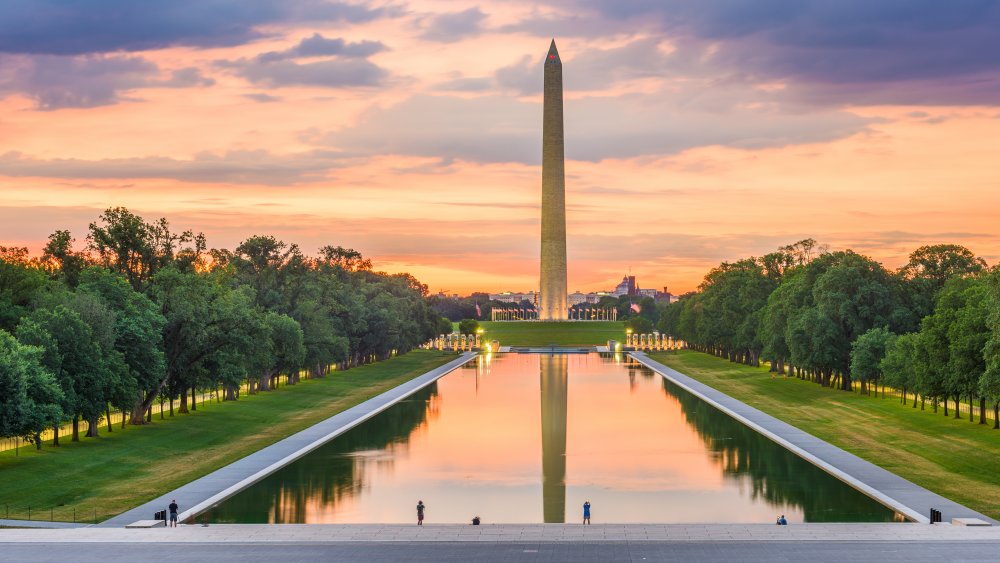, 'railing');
1,503,105,525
